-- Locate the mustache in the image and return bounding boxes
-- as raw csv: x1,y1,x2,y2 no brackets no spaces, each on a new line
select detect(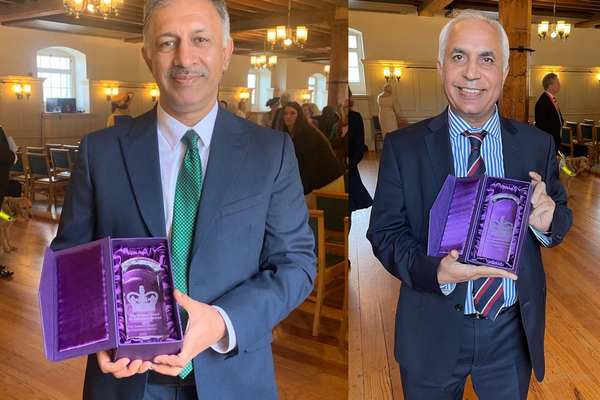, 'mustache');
168,66,208,78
